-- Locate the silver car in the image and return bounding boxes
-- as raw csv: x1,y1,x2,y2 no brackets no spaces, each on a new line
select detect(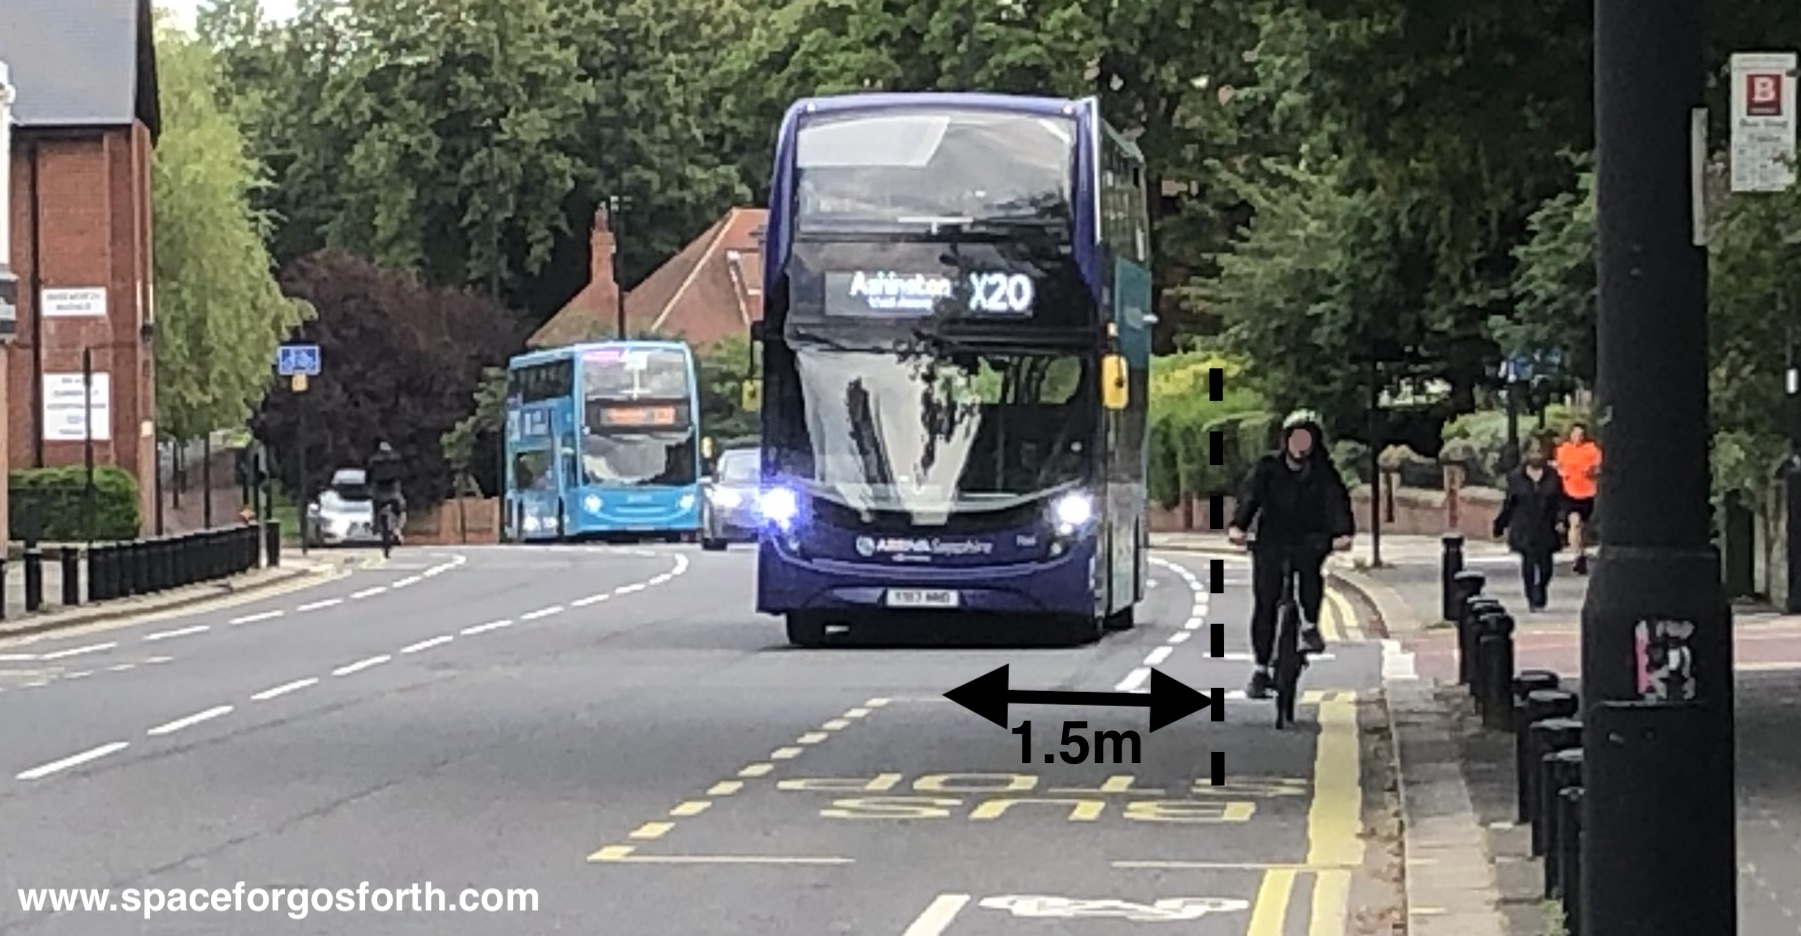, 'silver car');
305,468,404,547
700,448,761,551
